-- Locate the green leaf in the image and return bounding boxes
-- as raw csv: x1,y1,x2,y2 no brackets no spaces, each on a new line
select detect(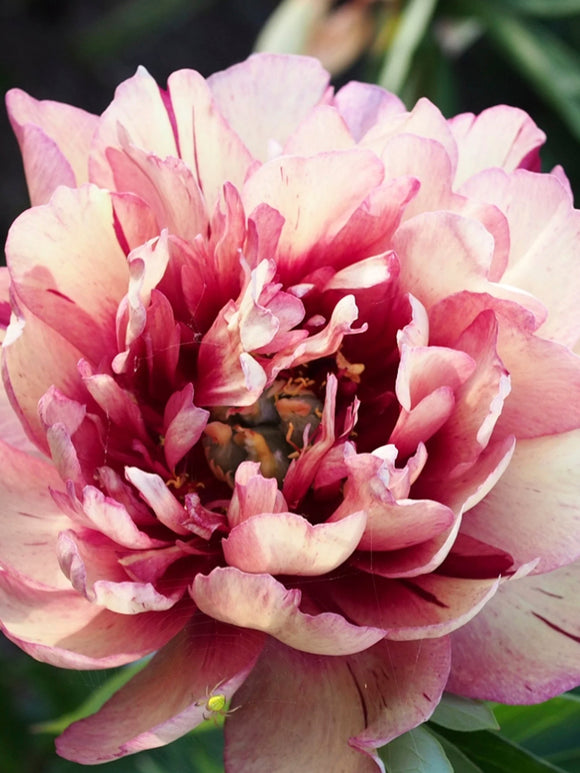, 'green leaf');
380,726,454,773
492,693,580,764
73,0,212,60
254,0,324,55
377,0,439,94
429,730,485,773
495,0,580,15
430,694,500,732
433,727,568,773
461,0,580,141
